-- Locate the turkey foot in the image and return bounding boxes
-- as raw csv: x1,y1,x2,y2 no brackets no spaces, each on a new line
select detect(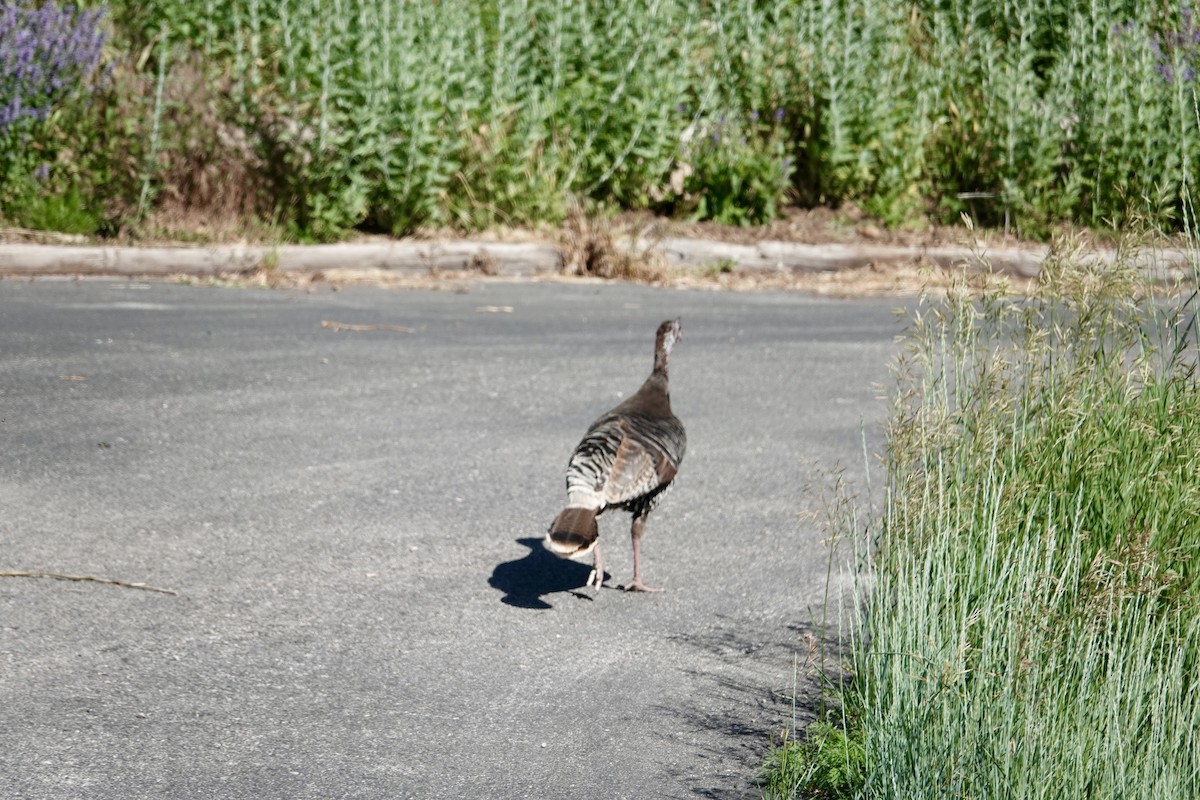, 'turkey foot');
586,569,606,590
622,579,664,593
